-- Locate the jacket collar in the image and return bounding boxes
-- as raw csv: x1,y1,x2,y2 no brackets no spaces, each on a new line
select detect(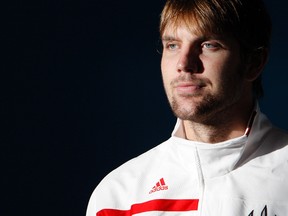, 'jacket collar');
169,103,272,178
